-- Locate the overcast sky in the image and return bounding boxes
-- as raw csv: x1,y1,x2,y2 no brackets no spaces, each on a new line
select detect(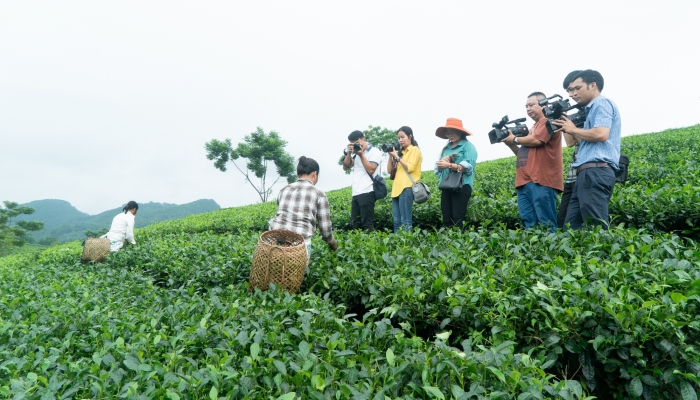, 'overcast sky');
2,1,698,215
